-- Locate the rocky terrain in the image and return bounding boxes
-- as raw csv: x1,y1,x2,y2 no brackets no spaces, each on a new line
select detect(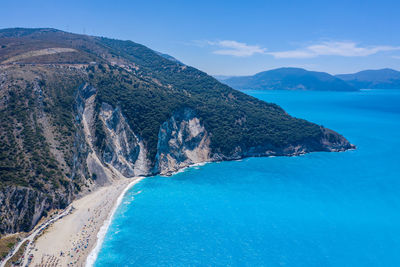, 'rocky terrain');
0,28,355,237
